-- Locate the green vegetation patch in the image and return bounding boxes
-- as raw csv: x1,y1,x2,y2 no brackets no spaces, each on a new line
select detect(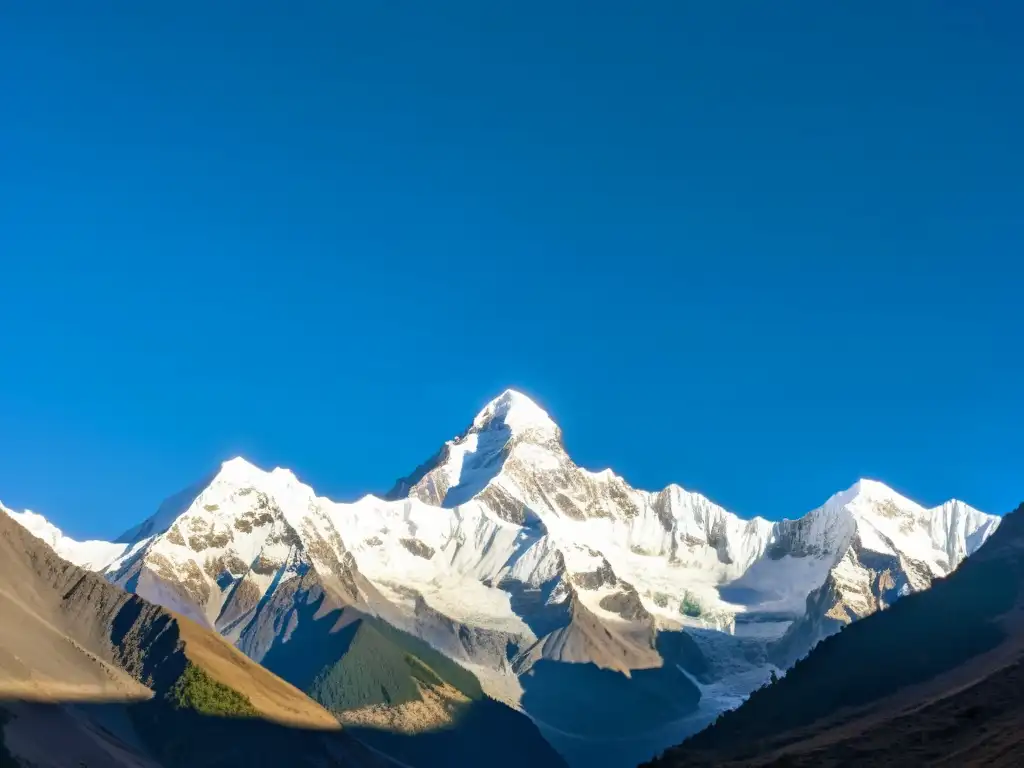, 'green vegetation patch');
366,617,484,700
680,591,702,617
166,663,258,718
309,622,423,712
307,618,485,717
